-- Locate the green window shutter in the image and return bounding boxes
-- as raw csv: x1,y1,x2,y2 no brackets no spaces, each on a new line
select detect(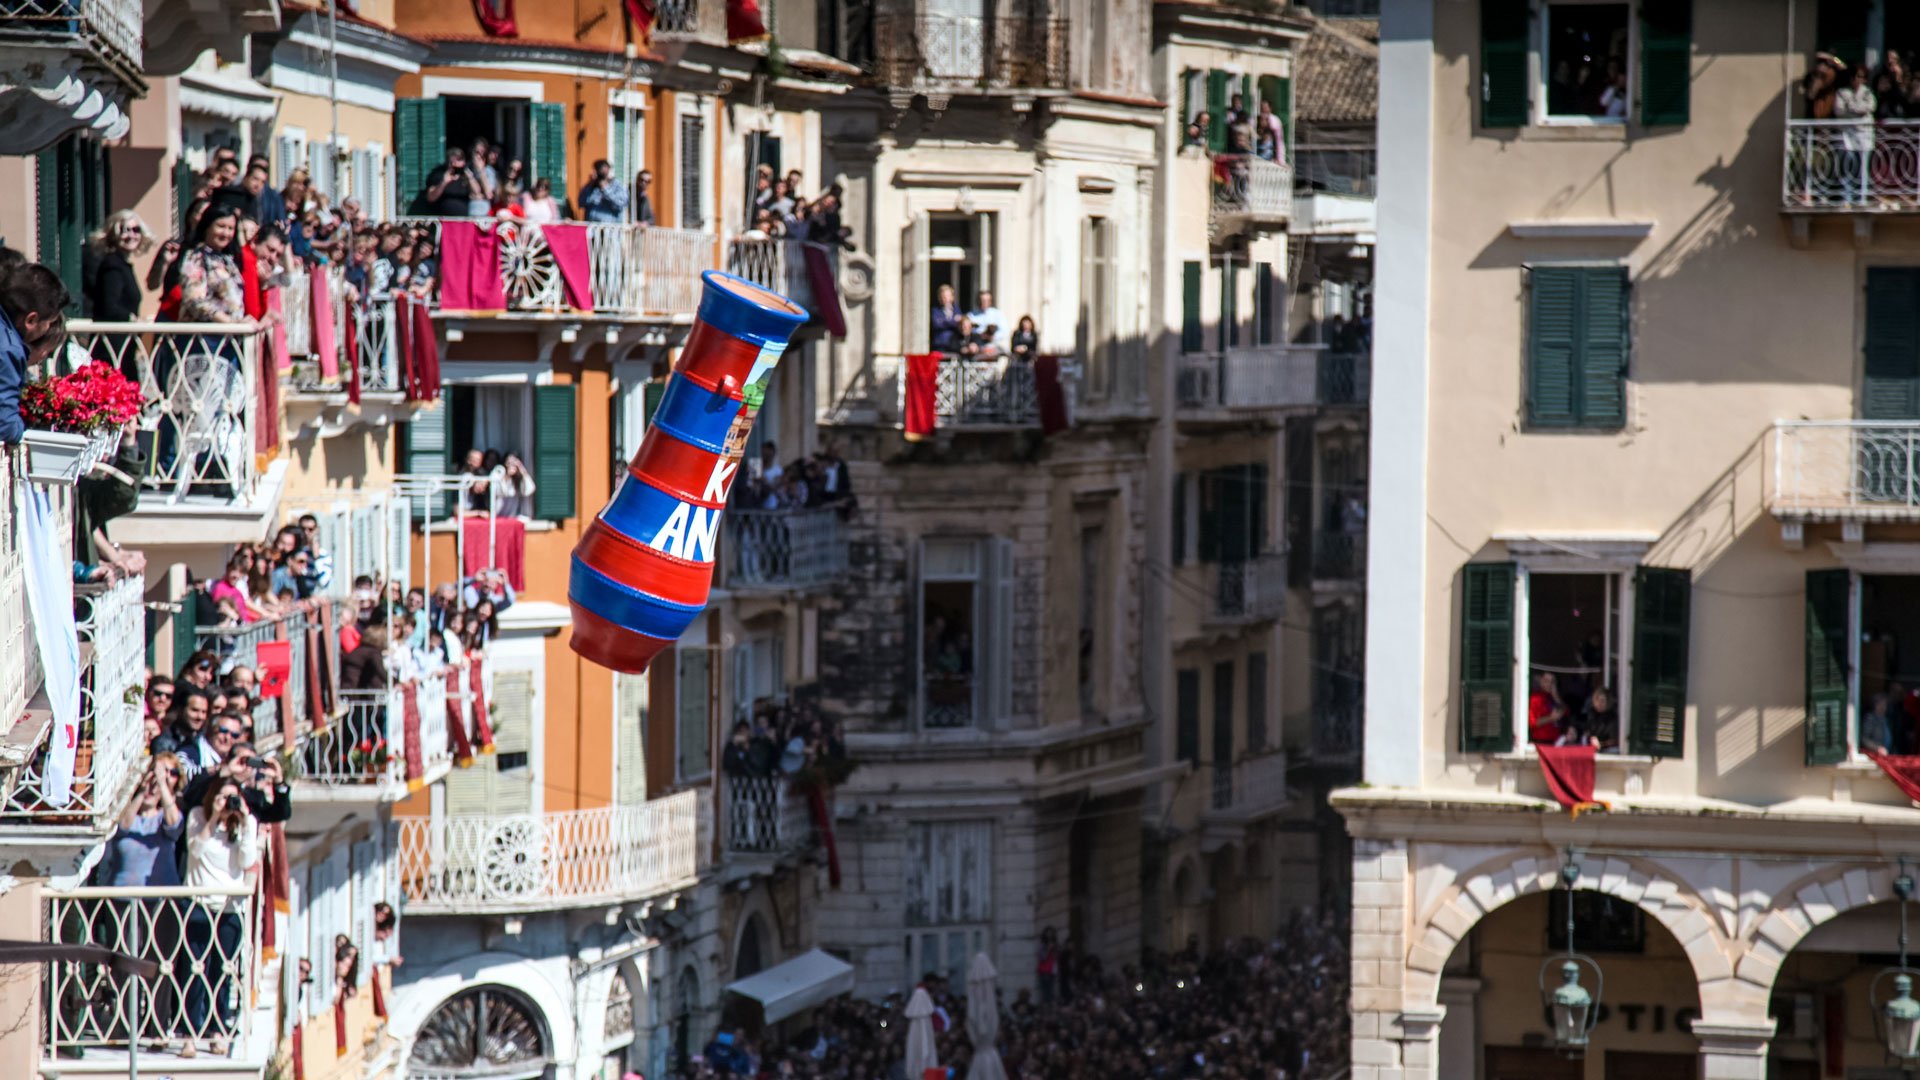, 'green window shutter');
1639,1,1692,127
1481,0,1531,128
1864,268,1920,420
1816,0,1869,69
1176,668,1201,765
532,101,568,193
35,147,55,272
1206,70,1229,152
1179,68,1193,124
532,384,578,521
1181,261,1204,353
1629,567,1691,758
1805,568,1851,766
1171,473,1187,567
643,378,666,429
400,405,454,520
1528,266,1628,428
1459,562,1516,753
395,98,446,215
